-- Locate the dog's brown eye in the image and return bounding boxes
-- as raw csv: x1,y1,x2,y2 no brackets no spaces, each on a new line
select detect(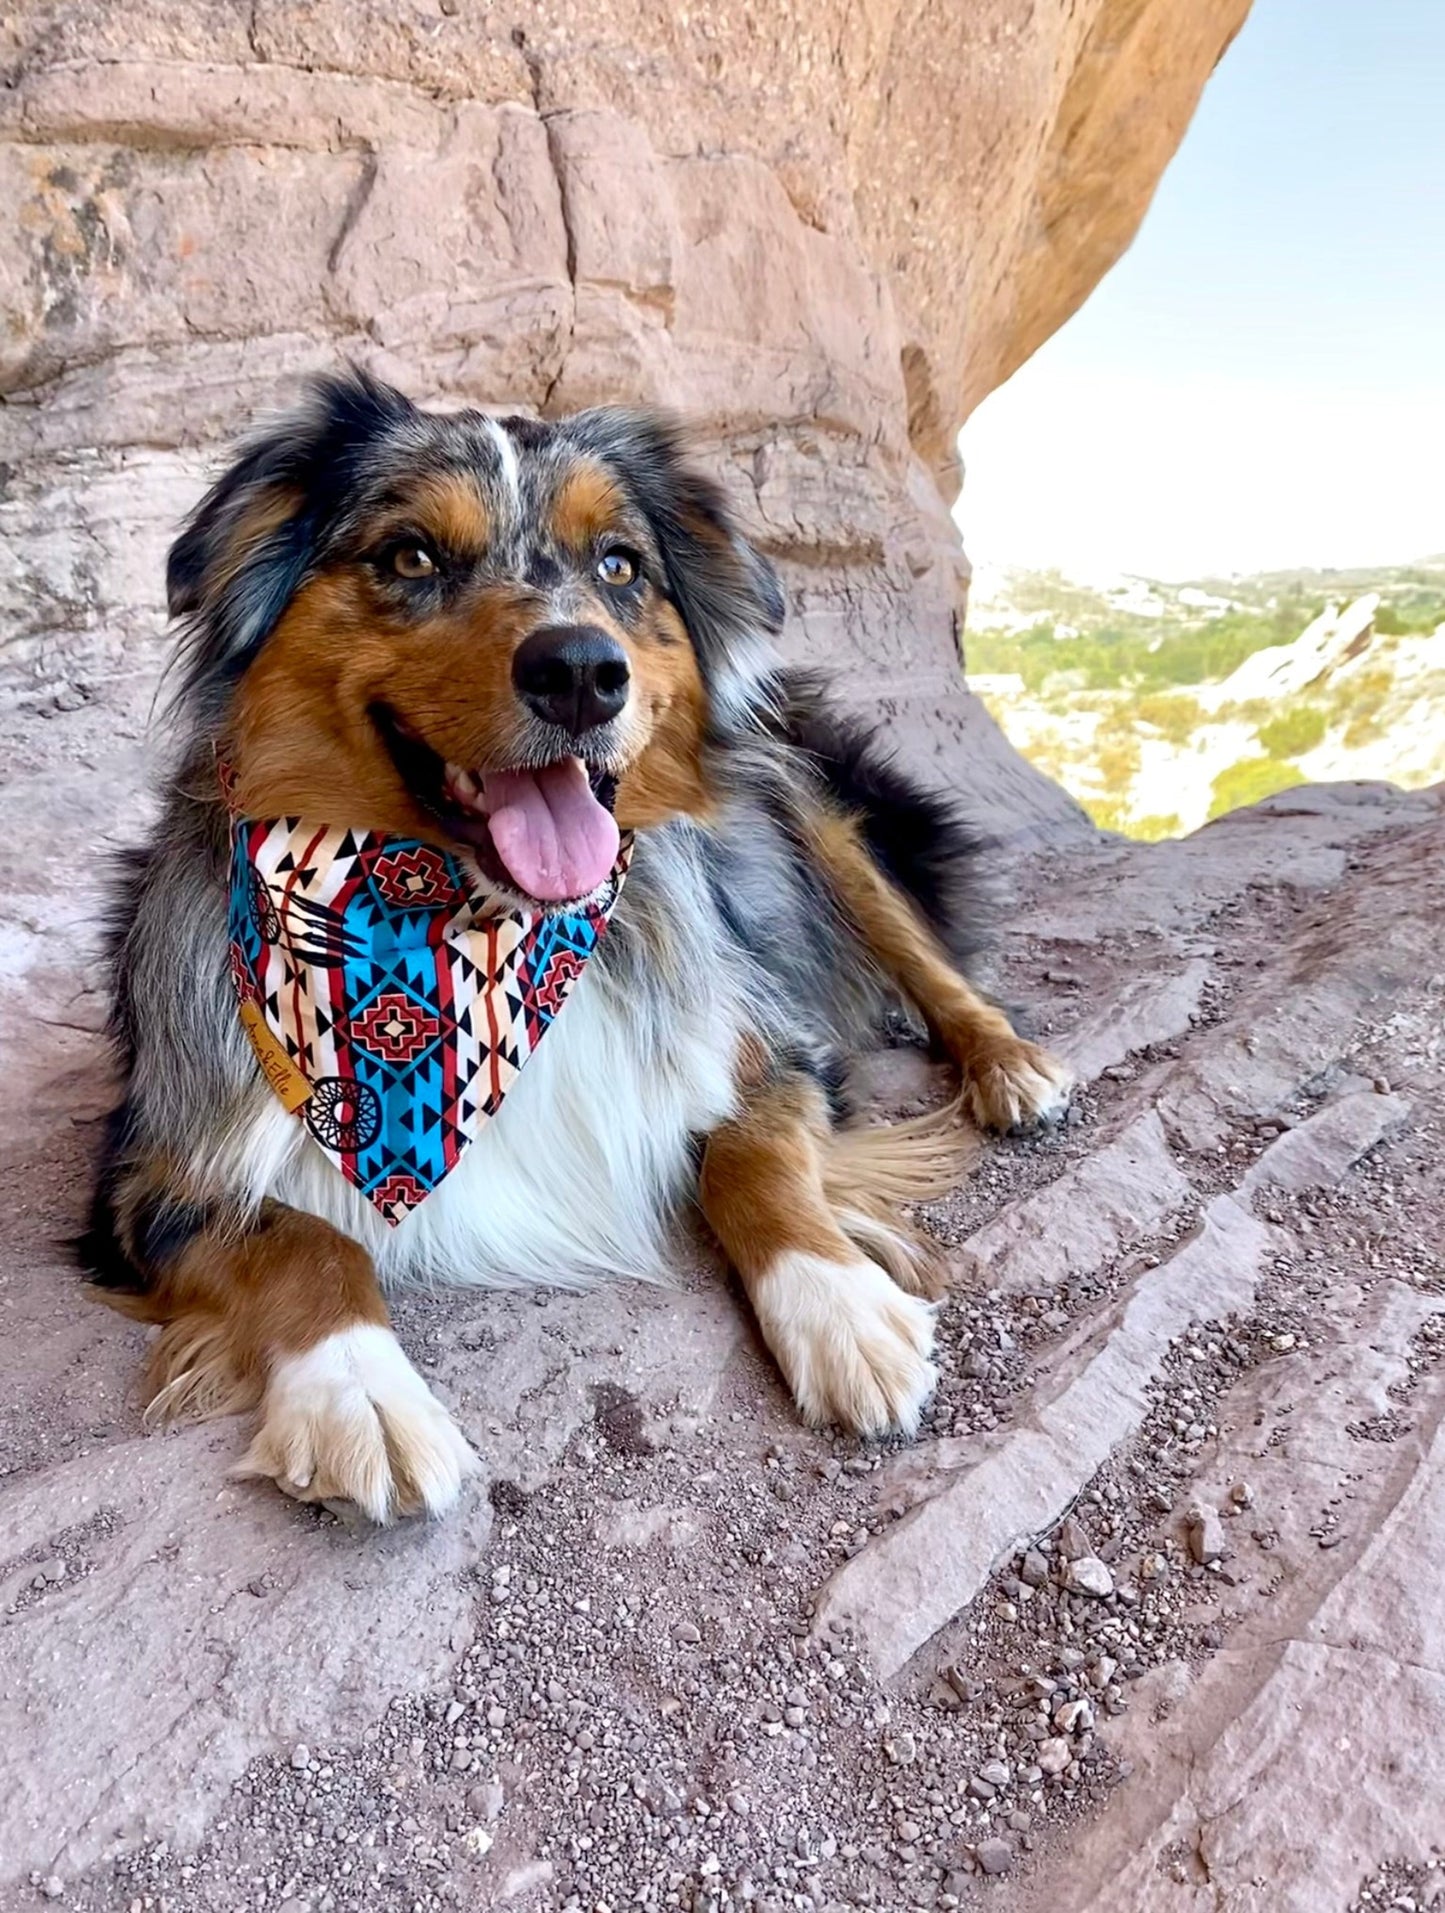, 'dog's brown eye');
391,544,436,580
596,548,637,588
